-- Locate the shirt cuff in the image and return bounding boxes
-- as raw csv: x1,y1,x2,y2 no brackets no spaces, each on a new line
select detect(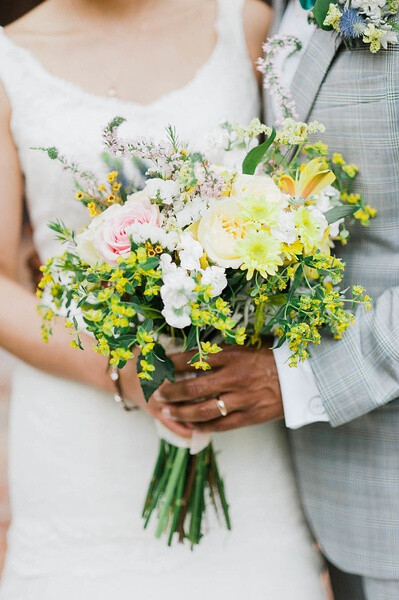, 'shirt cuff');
273,343,330,429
